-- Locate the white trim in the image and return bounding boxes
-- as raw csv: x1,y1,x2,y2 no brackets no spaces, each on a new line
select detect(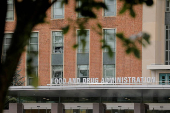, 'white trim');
147,65,170,70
